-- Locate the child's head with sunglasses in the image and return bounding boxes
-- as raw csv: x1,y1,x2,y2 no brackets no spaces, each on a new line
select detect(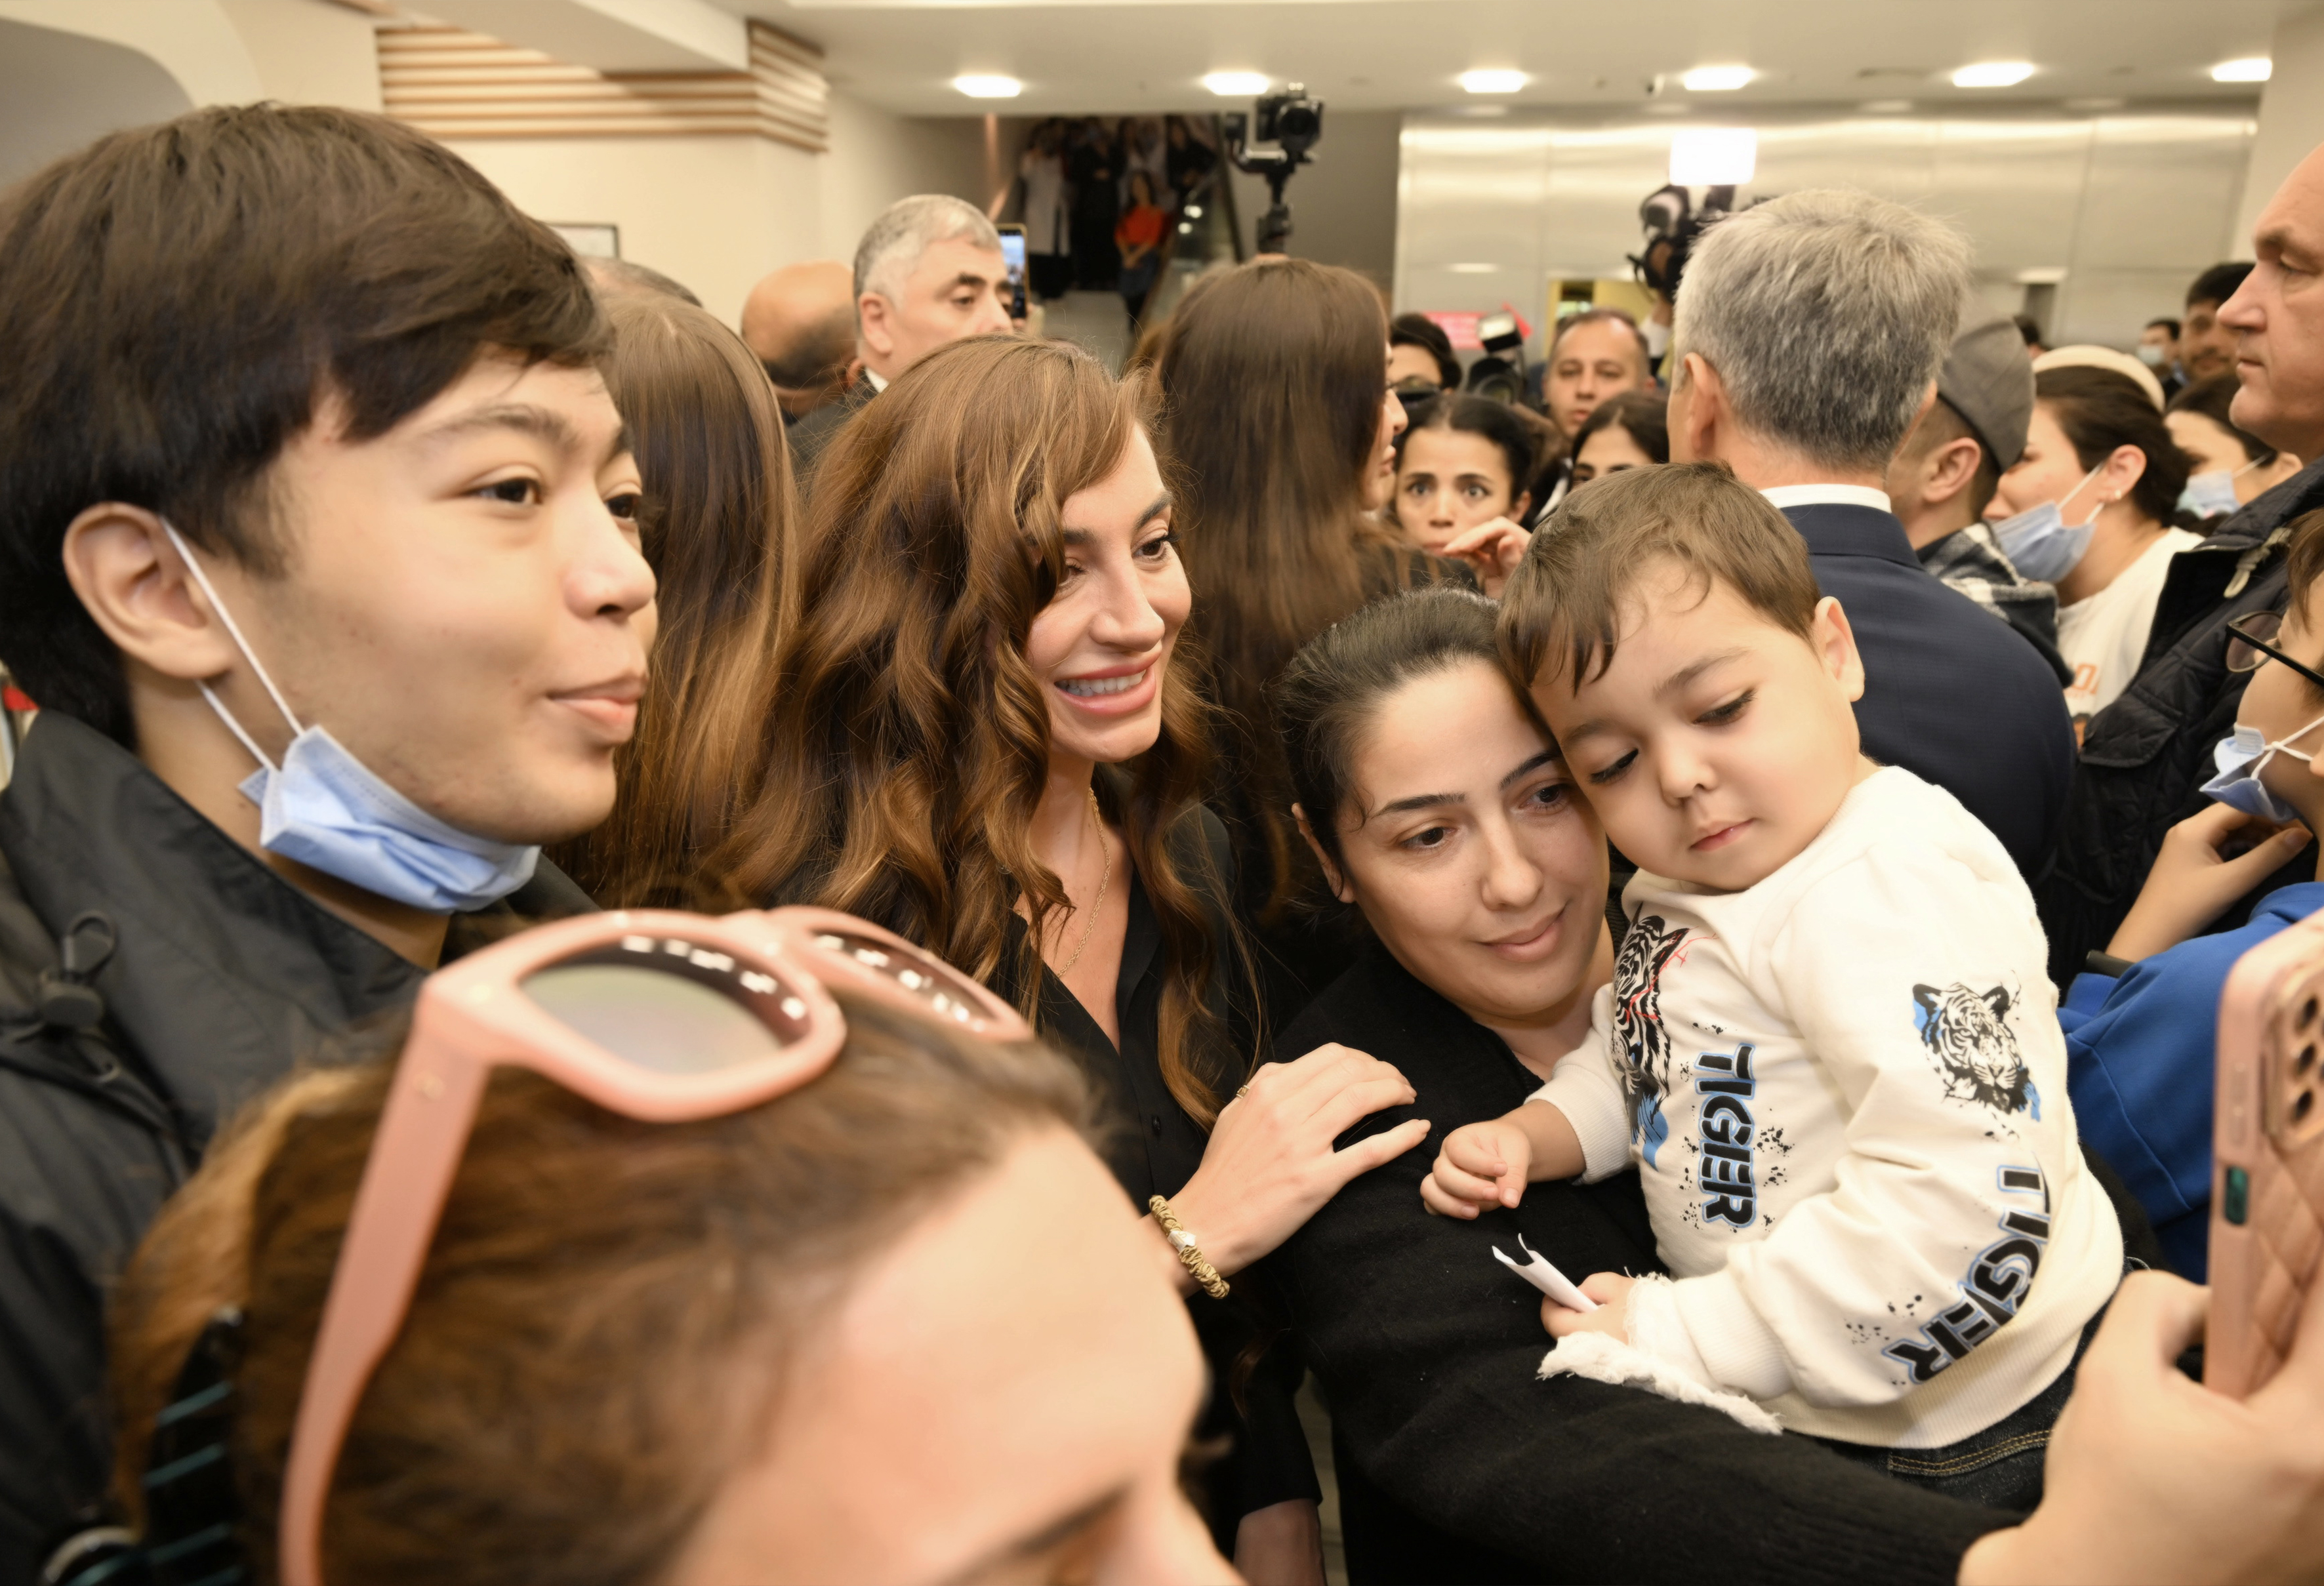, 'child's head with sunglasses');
103,926,1228,1586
